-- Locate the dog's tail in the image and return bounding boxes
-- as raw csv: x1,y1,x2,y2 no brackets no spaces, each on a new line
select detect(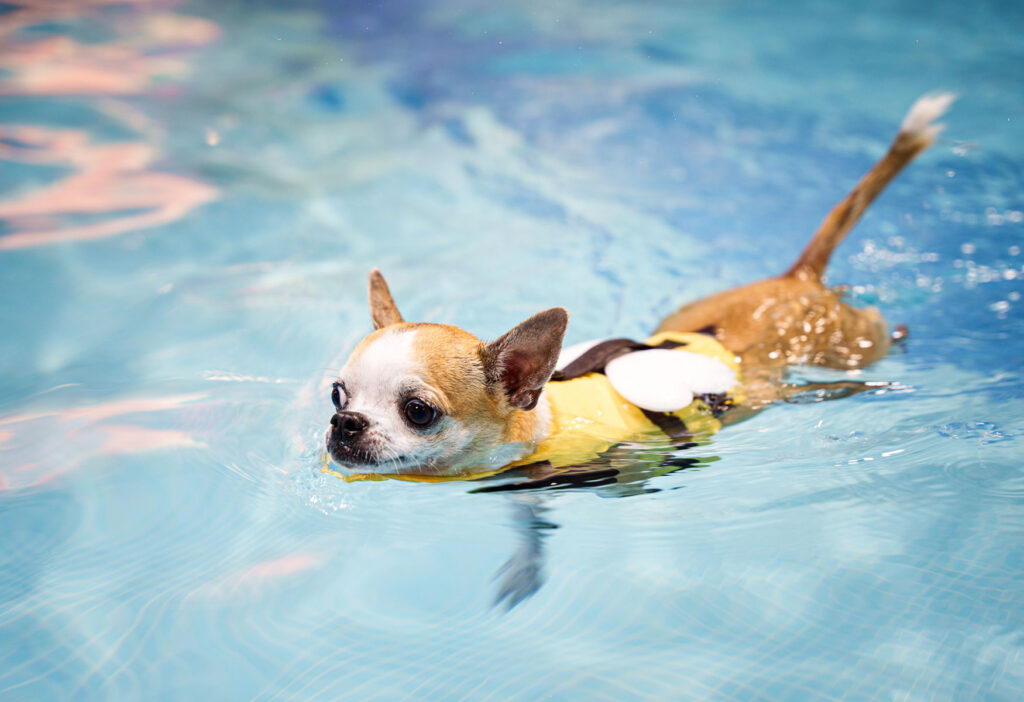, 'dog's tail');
785,92,955,281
